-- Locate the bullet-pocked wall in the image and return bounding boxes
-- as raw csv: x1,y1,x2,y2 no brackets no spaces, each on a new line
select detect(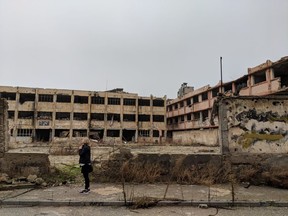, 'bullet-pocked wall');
218,96,288,154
